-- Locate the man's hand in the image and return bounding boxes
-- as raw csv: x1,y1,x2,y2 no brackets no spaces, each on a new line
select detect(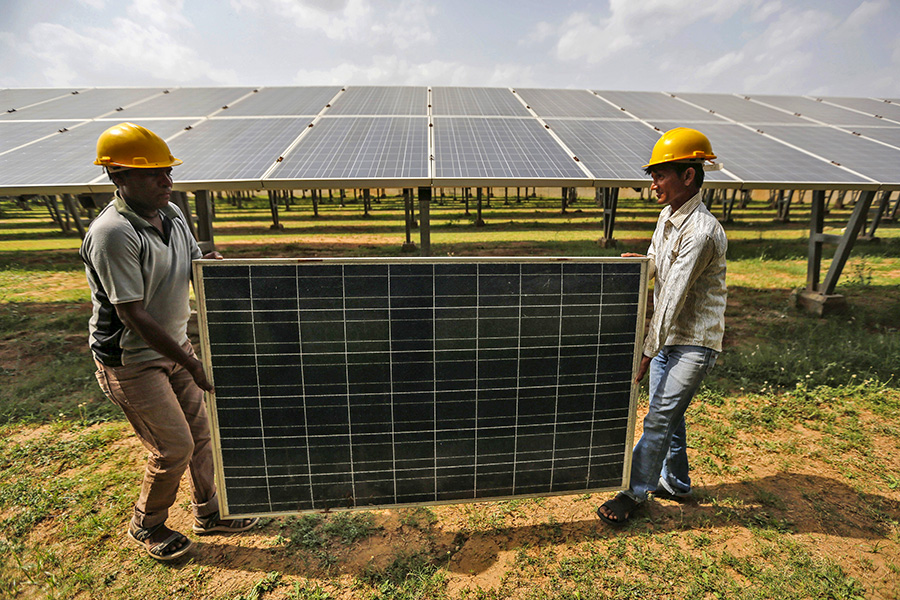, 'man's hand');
183,356,214,392
634,355,651,384
621,252,645,258
202,251,223,260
